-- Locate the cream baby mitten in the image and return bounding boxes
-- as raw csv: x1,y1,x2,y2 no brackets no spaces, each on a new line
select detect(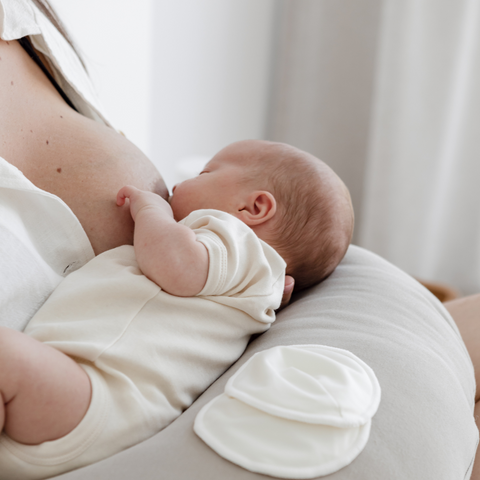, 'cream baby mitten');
194,345,381,479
